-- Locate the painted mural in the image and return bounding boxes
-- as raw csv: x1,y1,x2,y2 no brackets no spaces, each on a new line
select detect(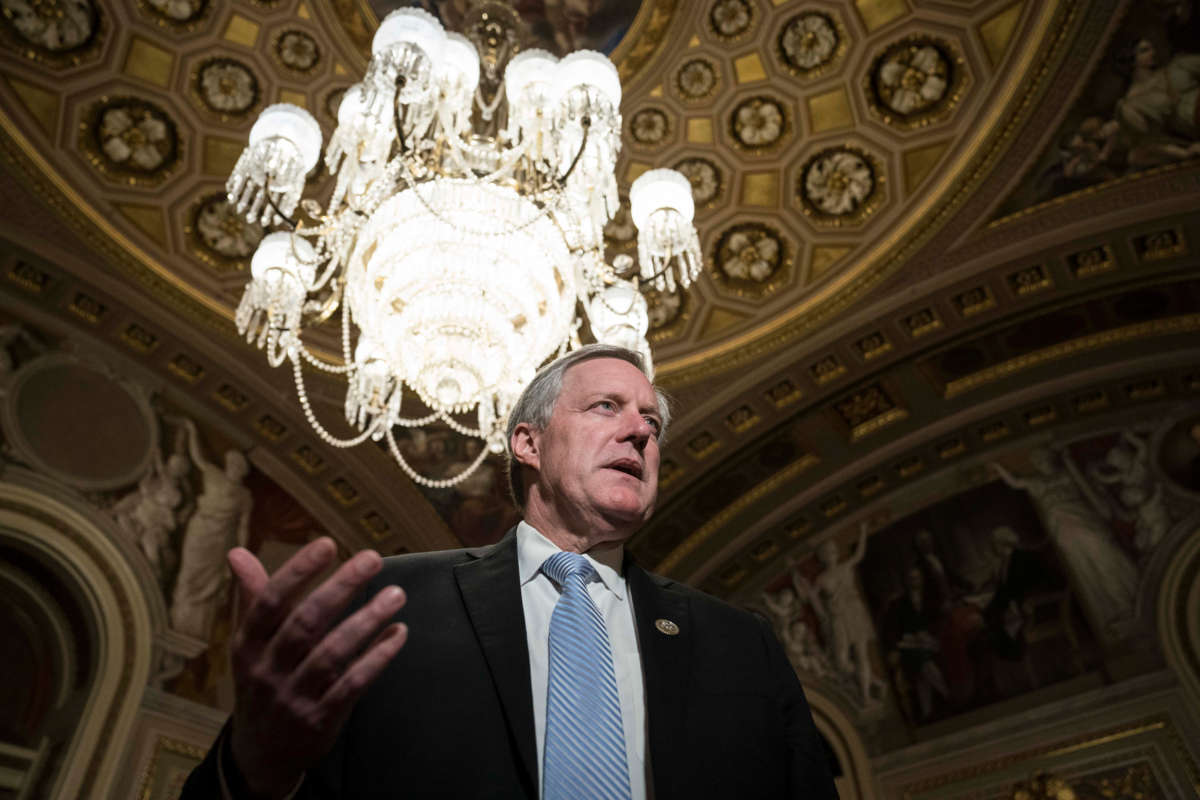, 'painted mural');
996,3,1200,217
391,427,520,547
760,412,1200,731
370,0,643,55
857,481,1095,726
